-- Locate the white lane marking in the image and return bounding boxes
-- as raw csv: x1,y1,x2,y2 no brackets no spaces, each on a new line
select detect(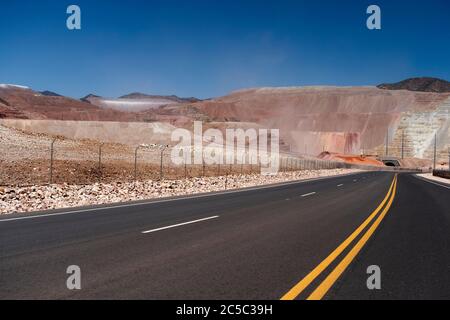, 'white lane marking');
353,179,358,182
0,172,363,223
142,216,219,234
414,175,450,189
337,184,344,187
301,192,316,197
